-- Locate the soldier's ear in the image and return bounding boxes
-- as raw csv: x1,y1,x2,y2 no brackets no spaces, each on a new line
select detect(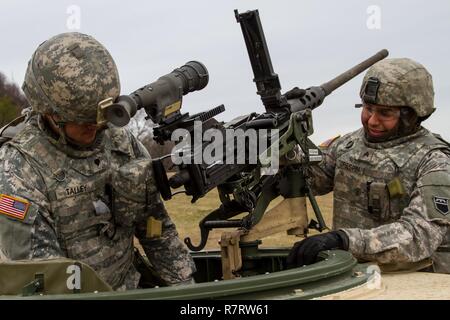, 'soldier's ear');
50,113,61,122
43,113,58,122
